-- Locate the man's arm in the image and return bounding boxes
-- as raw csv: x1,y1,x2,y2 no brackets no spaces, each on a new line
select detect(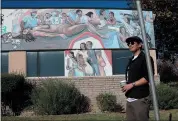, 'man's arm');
133,57,154,86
